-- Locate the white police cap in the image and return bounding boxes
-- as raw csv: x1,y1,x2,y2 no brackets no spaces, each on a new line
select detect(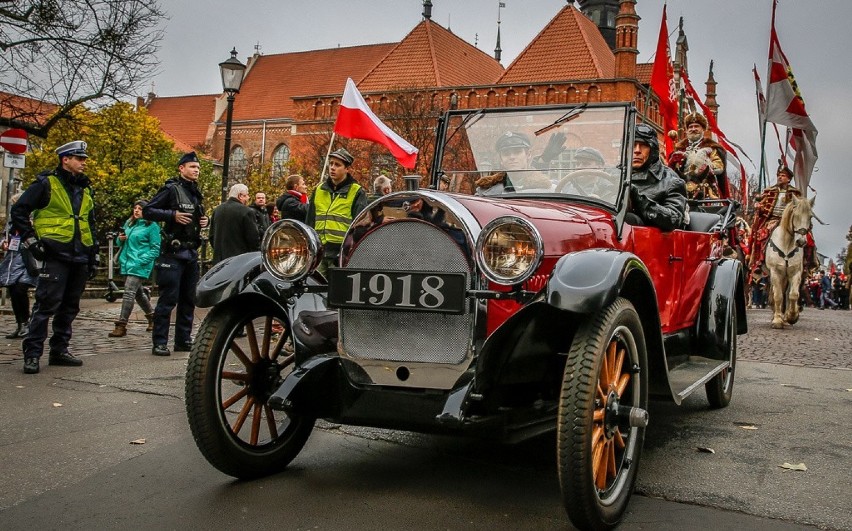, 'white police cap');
55,140,88,158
